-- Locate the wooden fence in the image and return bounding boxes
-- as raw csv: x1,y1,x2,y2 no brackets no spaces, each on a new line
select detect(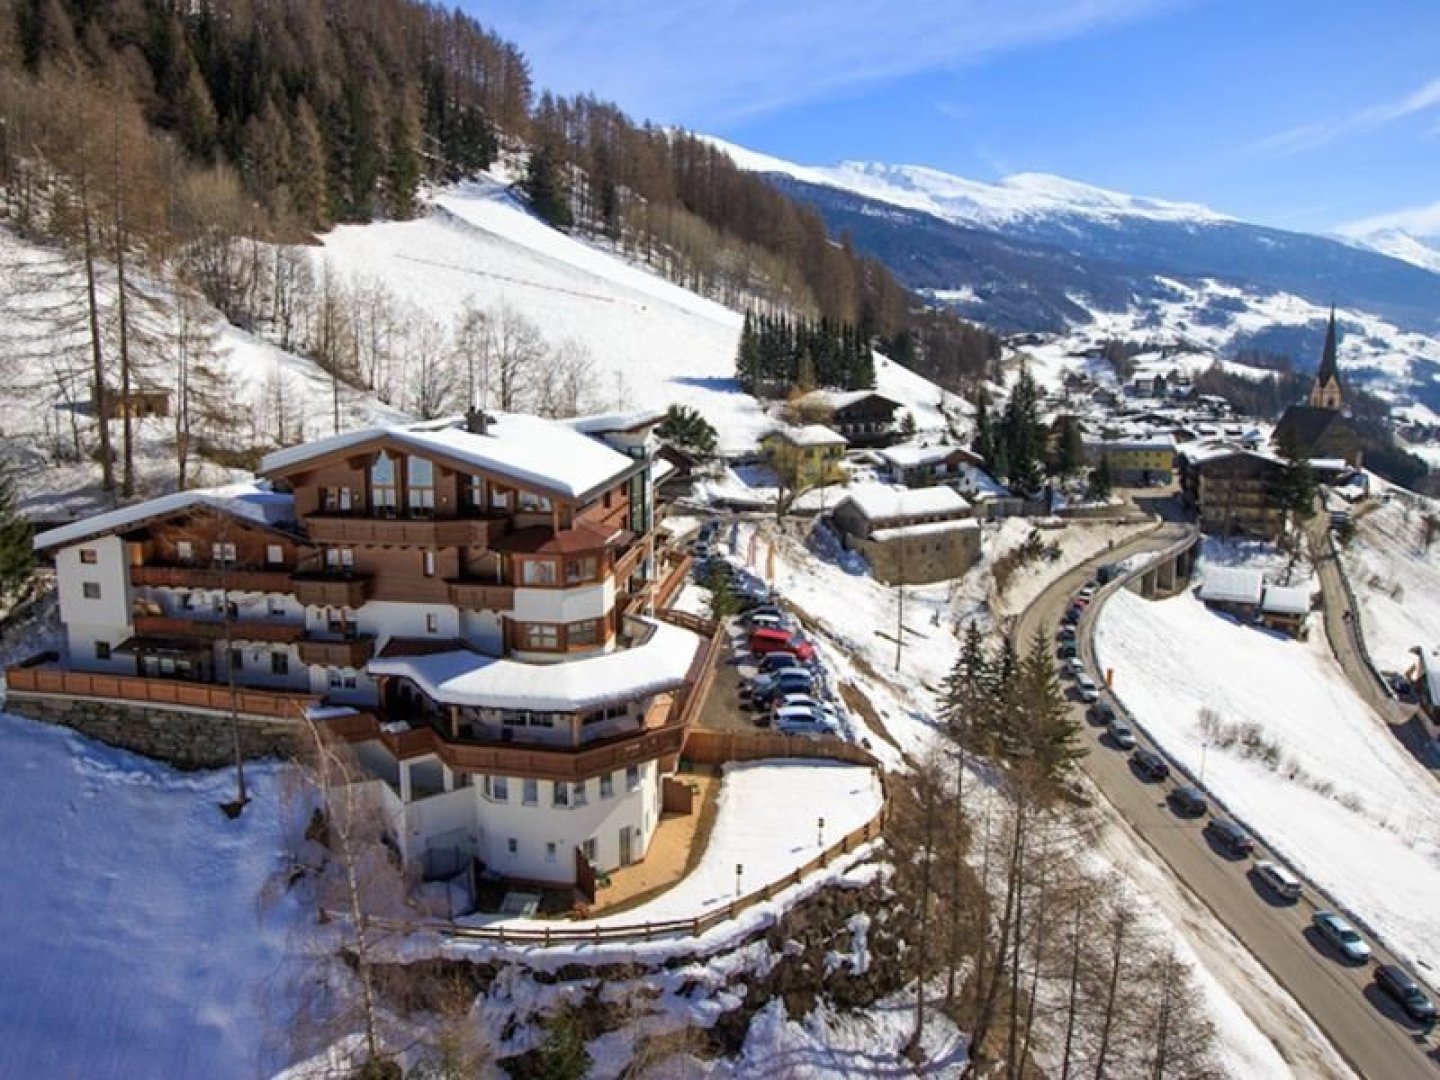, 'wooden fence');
682,727,882,770
4,665,317,719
